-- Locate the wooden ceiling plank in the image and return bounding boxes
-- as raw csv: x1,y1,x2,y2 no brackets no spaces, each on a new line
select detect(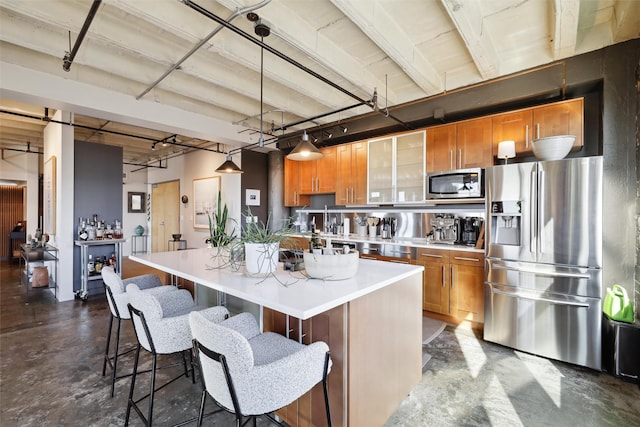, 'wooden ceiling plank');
440,0,500,80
